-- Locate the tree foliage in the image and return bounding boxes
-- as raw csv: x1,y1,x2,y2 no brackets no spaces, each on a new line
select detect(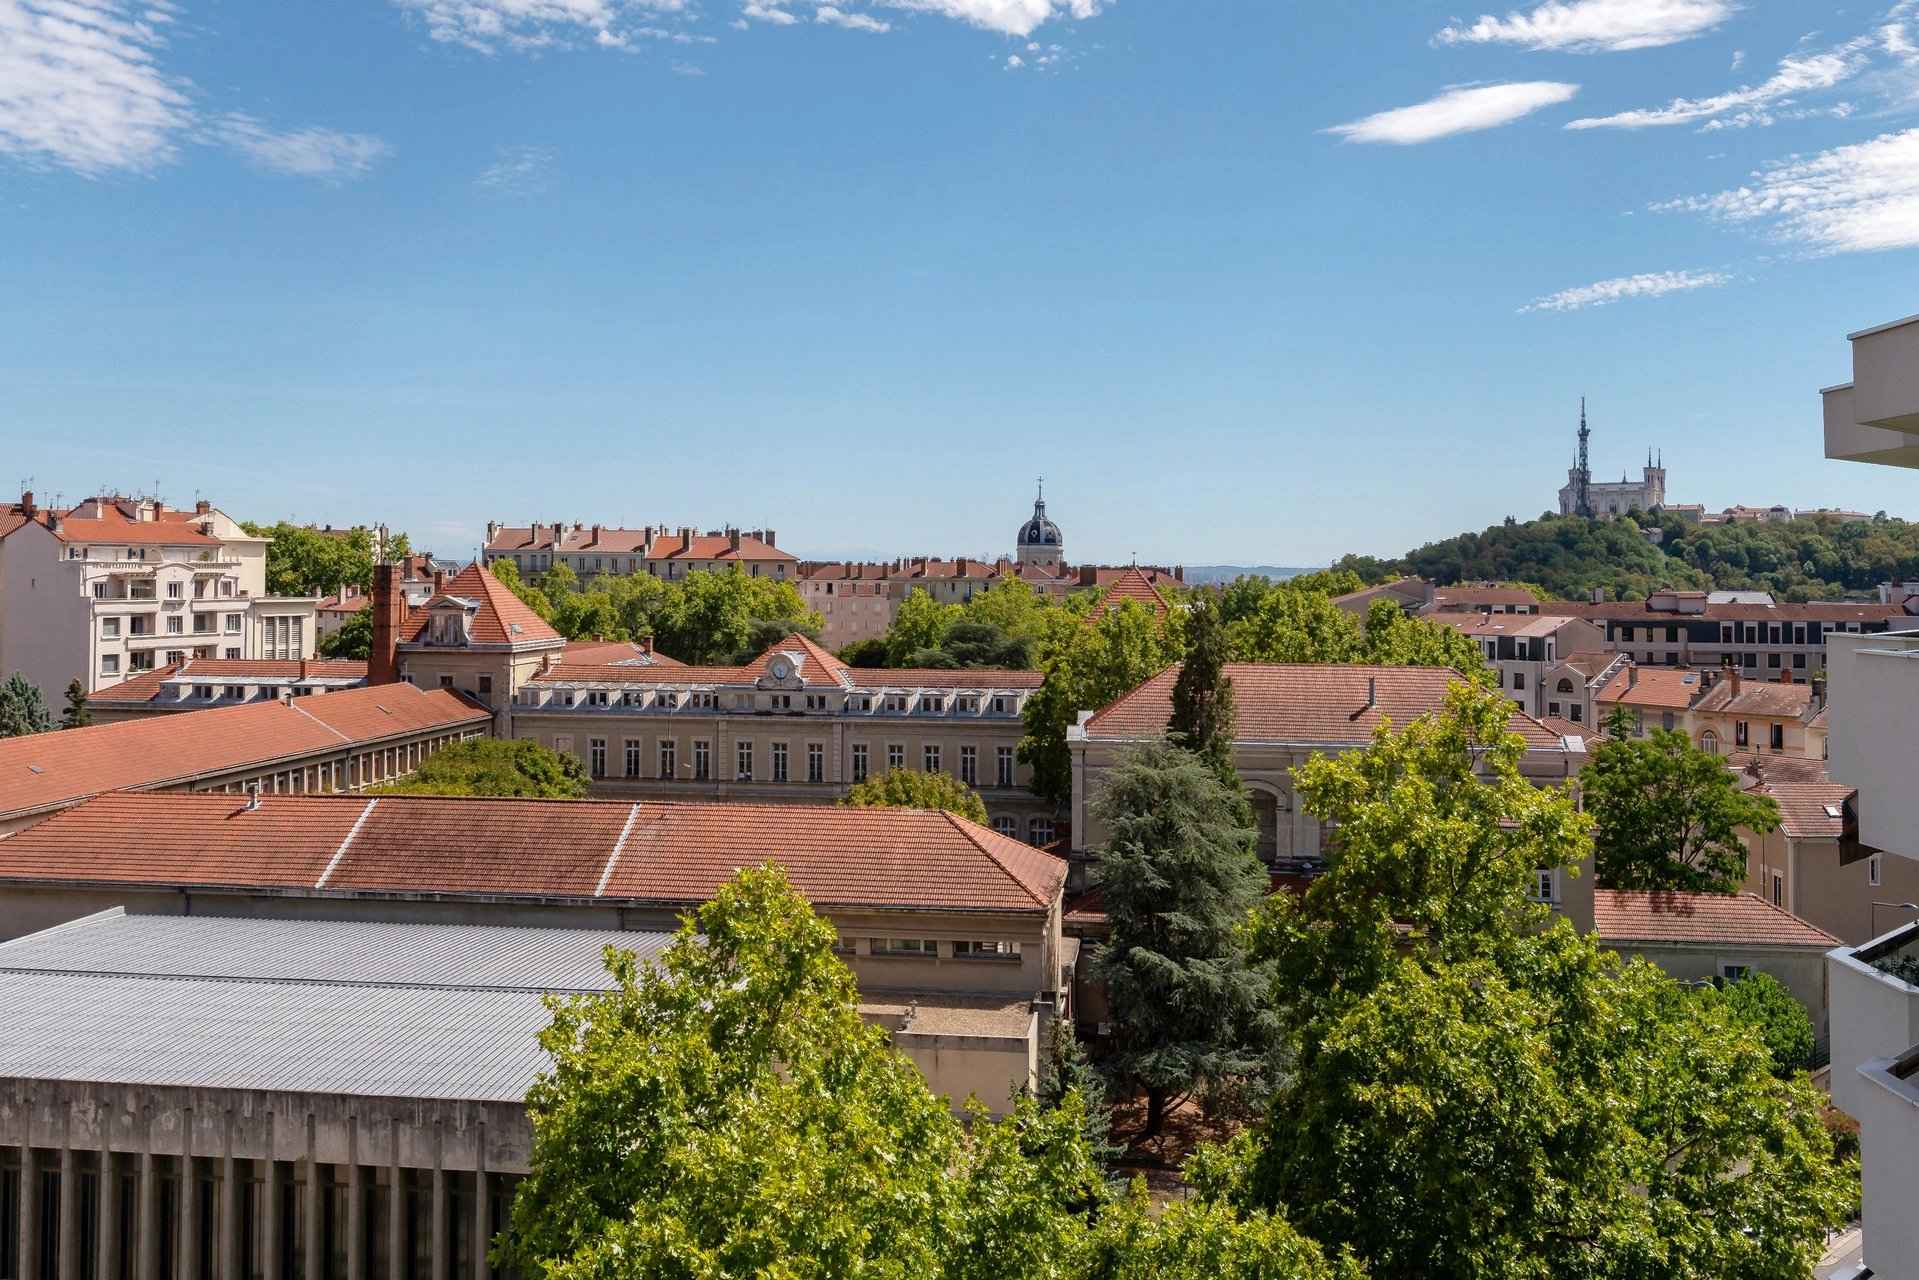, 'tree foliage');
371,738,589,798
1230,682,1853,1280
1019,600,1178,808
1718,970,1817,1076
1169,590,1240,791
243,522,410,597
1582,723,1781,892
842,767,990,825
60,679,91,729
1090,741,1274,1135
317,606,372,659
502,865,1339,1280
1216,579,1488,678
0,673,52,737
869,580,1083,671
